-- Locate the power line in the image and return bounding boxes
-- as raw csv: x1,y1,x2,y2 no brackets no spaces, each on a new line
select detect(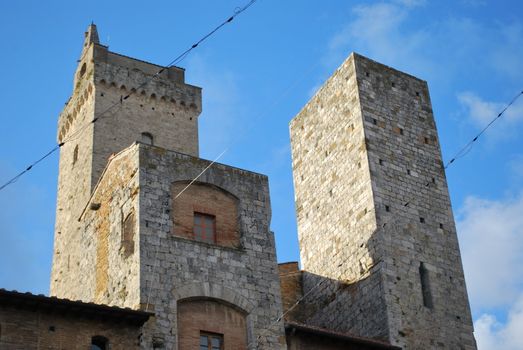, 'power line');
0,0,258,194
445,90,523,168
